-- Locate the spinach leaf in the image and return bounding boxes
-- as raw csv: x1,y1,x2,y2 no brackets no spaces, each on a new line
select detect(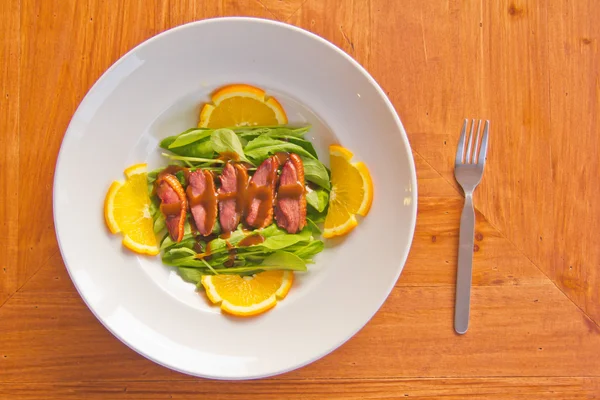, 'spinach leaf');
257,228,312,250
244,136,316,163
211,129,253,164
285,137,318,158
159,135,177,150
210,251,308,274
168,129,212,149
291,240,324,259
301,156,330,190
305,216,323,234
235,126,310,138
261,251,307,271
306,187,329,212
178,267,204,284
174,170,187,186
165,140,214,158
